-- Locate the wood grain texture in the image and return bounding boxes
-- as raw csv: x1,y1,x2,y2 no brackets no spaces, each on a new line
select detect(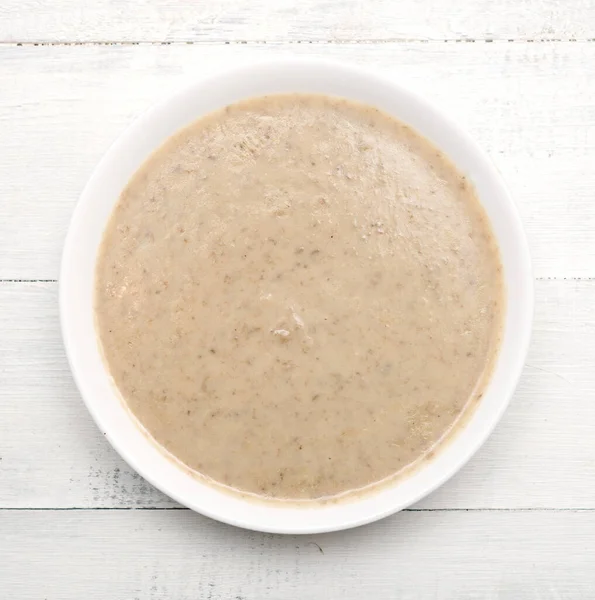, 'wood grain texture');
2,509,595,598
1,0,593,592
1,0,593,43
1,279,593,509
1,42,595,280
